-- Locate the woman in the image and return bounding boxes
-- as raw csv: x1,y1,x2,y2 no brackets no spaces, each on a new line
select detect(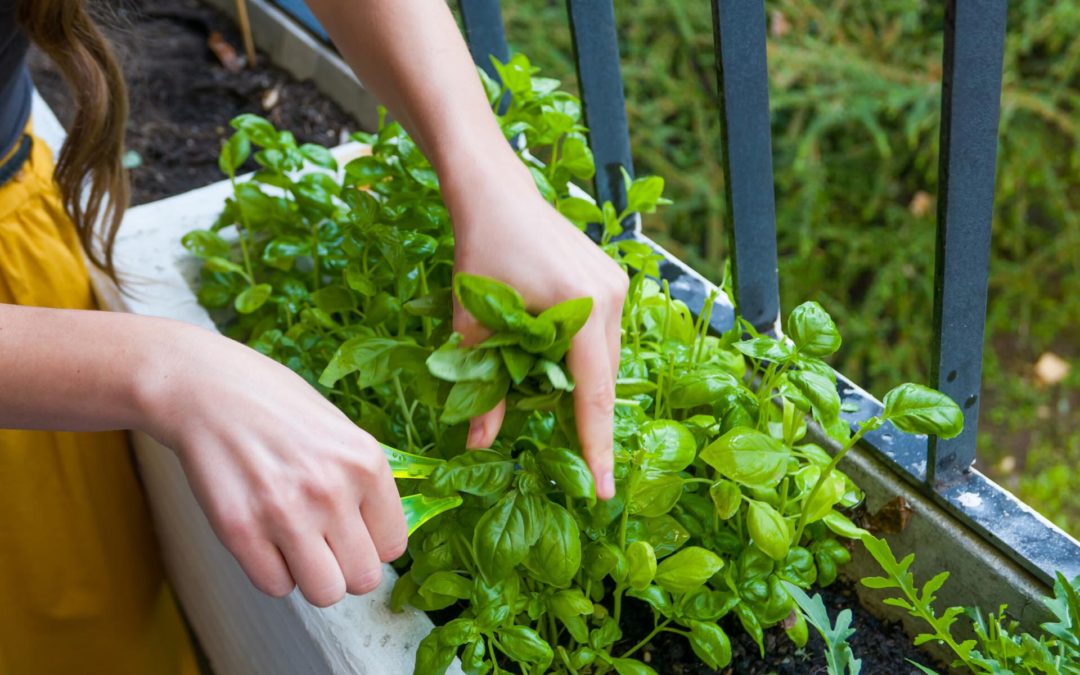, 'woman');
0,0,626,671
